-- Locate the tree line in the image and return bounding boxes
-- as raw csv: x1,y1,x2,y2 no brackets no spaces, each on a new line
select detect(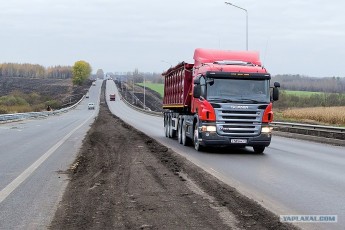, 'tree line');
272,74,345,93
0,63,73,79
